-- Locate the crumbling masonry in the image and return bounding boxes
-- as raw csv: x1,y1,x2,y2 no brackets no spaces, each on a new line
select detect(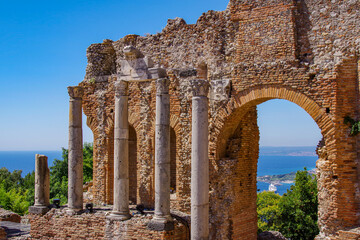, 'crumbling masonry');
29,0,360,239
